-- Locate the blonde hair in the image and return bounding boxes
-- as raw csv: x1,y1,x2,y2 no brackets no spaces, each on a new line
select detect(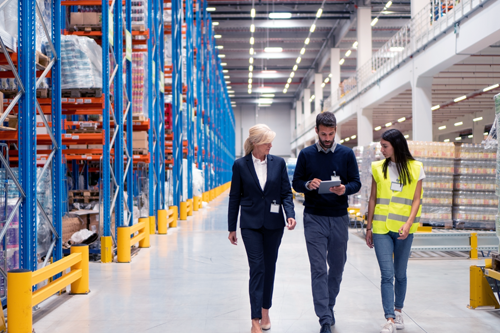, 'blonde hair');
244,124,276,156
